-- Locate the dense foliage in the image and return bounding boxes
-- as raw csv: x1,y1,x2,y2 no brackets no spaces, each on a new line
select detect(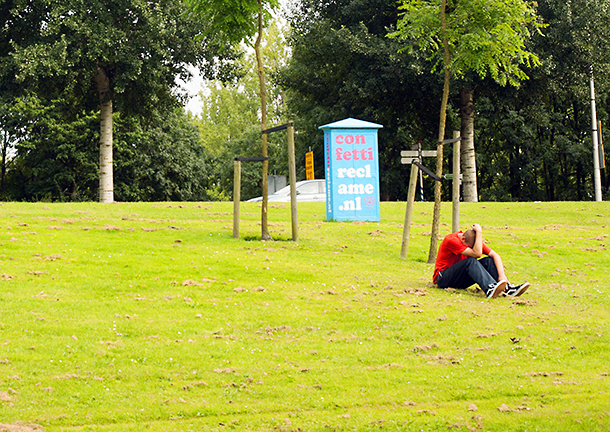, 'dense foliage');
1,0,609,202
282,0,610,201
0,0,236,201
3,94,211,201
281,0,446,201
5,0,231,114
475,0,610,201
